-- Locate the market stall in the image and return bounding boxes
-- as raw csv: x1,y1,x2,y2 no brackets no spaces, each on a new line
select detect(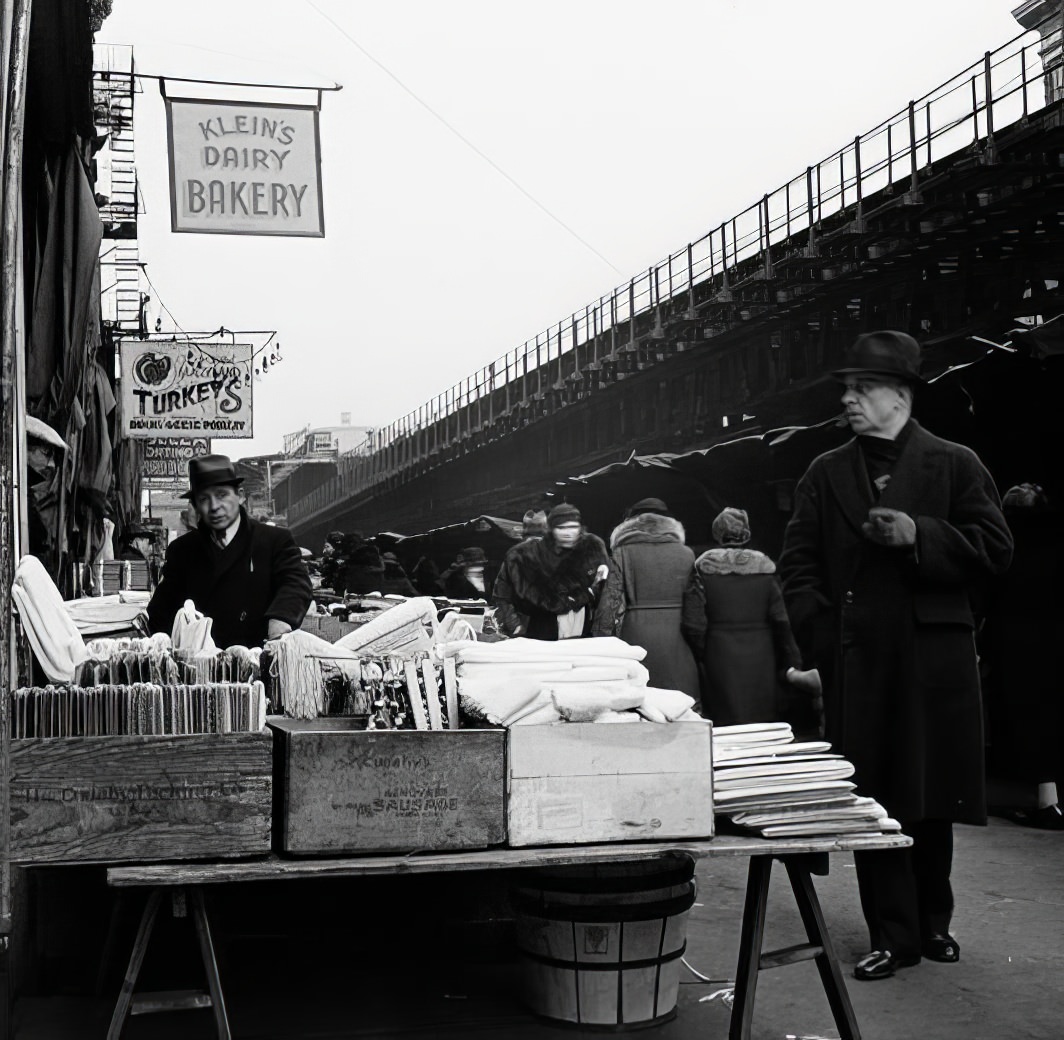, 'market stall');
8,562,902,1038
